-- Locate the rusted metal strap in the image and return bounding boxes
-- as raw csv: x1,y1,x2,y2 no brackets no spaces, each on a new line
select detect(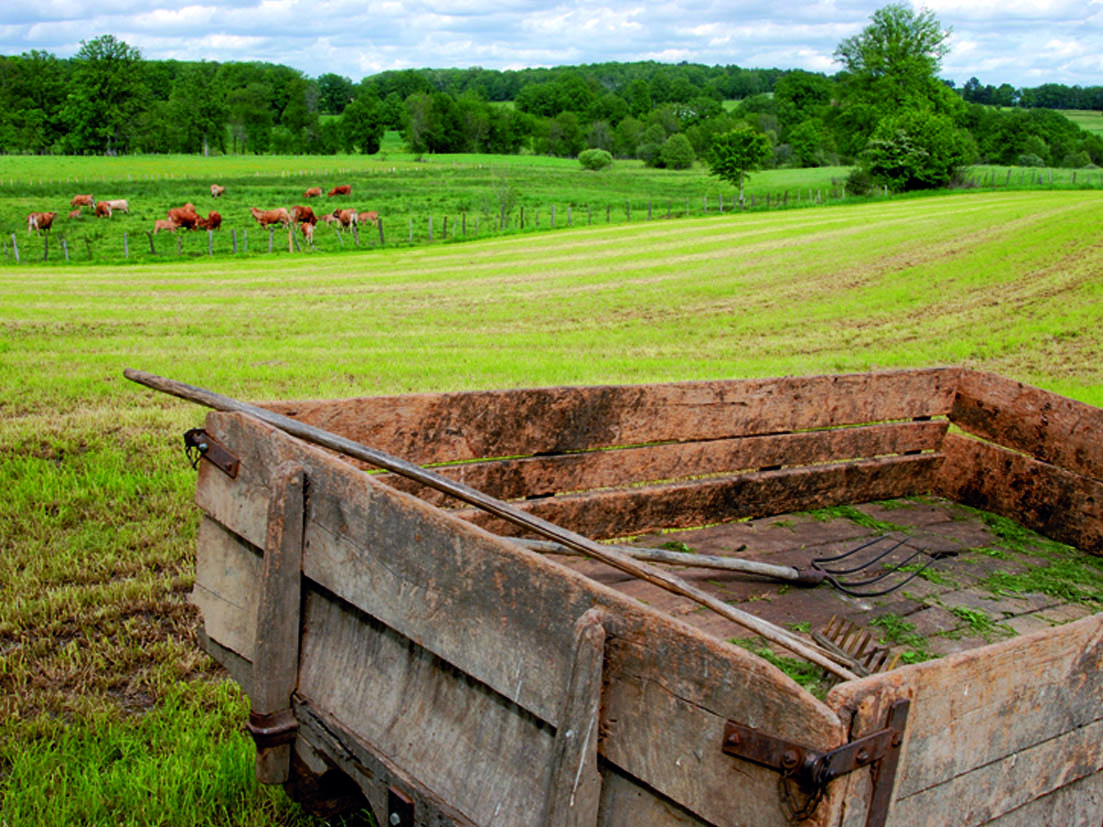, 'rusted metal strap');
246,708,299,750
721,699,910,825
183,427,240,478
